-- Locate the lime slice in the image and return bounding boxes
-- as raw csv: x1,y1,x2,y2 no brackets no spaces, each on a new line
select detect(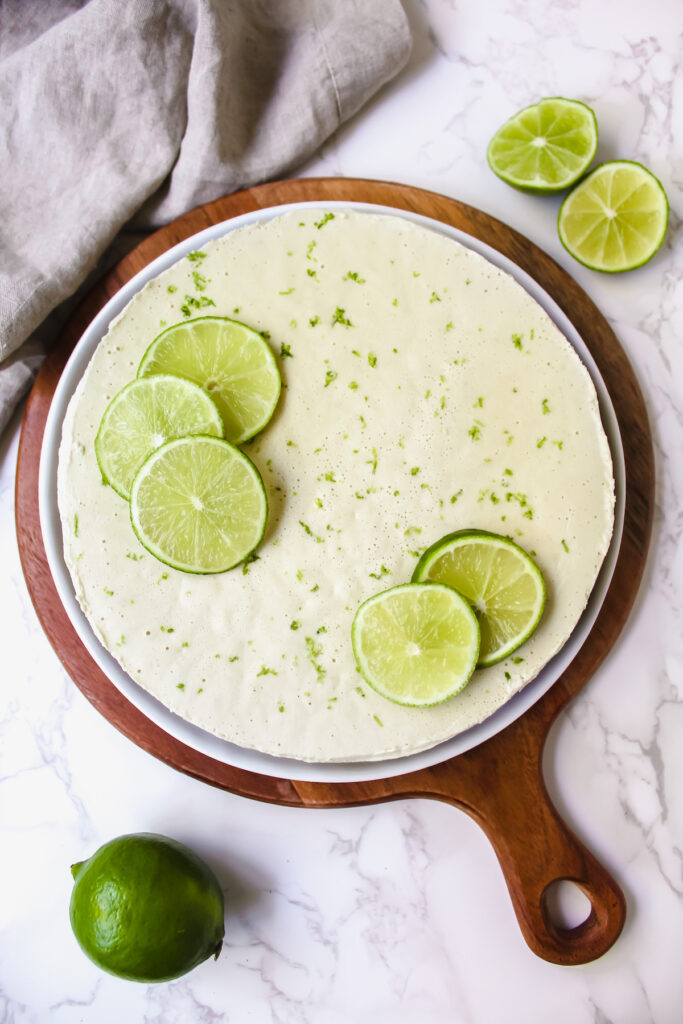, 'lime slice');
413,530,546,667
558,160,669,272
487,97,598,193
138,316,281,445
95,374,224,500
130,435,267,573
351,583,480,707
